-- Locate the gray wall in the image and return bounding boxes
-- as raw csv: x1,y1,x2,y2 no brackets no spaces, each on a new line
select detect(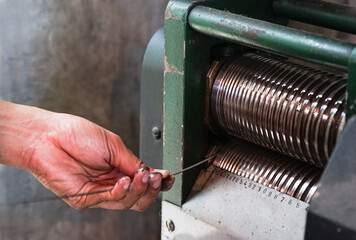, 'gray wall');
0,0,164,239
